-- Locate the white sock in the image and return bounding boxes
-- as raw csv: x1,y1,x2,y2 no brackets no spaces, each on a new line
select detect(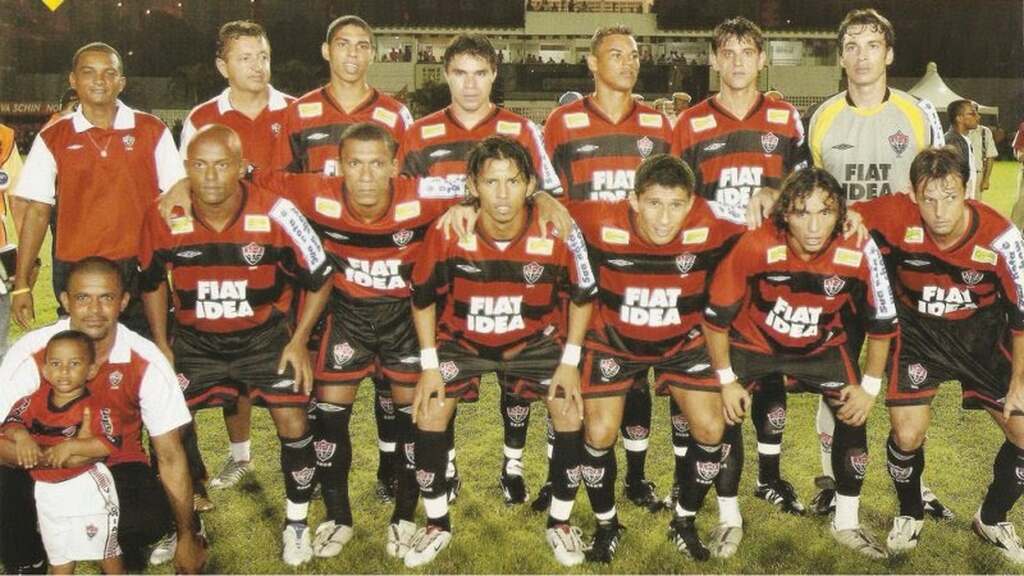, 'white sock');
285,499,308,523
230,440,251,463
446,449,457,479
423,495,448,521
717,496,743,528
816,397,836,479
833,494,860,530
